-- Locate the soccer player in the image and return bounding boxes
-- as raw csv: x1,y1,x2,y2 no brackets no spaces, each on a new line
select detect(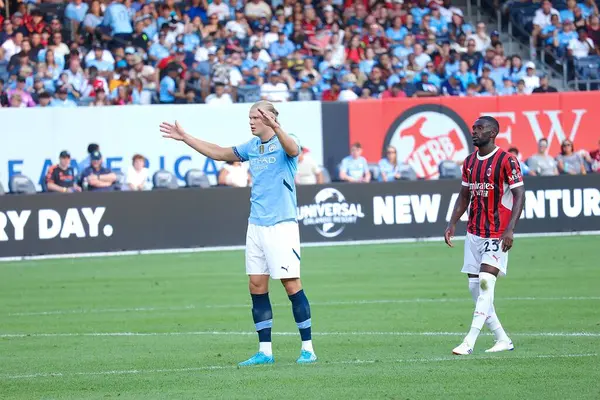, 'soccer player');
159,101,317,366
444,116,525,355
